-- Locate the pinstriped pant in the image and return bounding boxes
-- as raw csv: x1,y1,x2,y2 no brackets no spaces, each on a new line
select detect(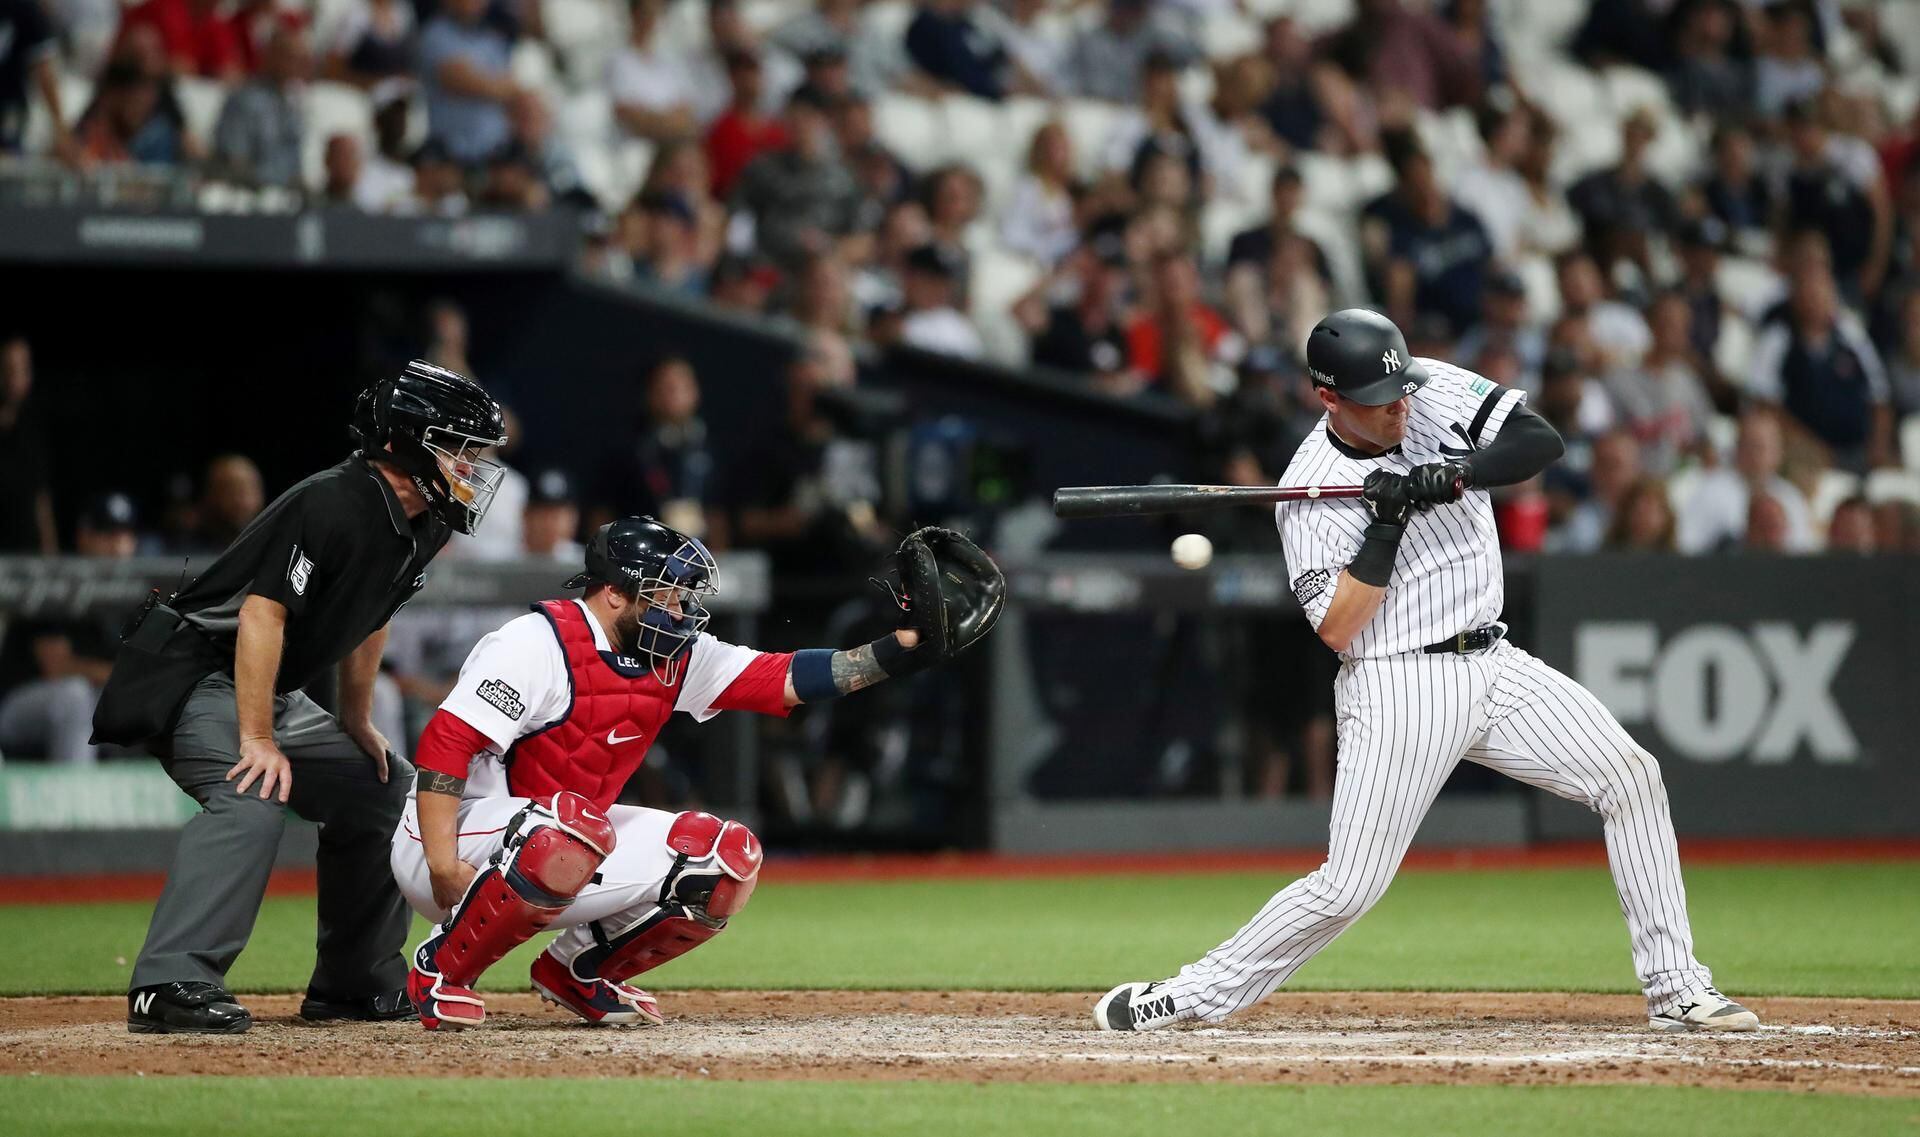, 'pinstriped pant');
1168,640,1712,1022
